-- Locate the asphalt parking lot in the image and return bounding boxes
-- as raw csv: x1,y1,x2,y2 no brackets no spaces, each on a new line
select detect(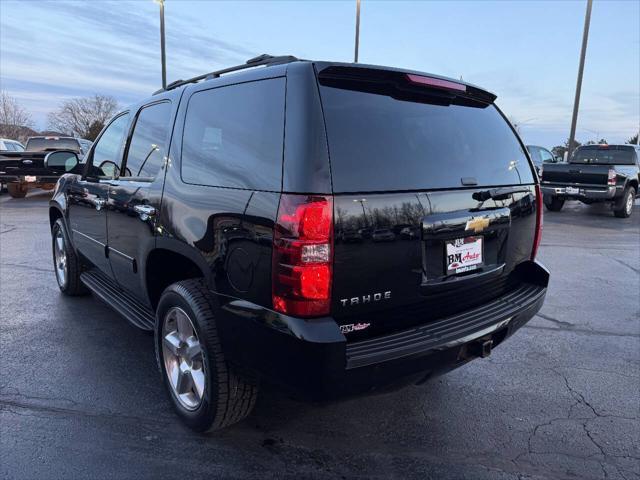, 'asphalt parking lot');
1,190,638,480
